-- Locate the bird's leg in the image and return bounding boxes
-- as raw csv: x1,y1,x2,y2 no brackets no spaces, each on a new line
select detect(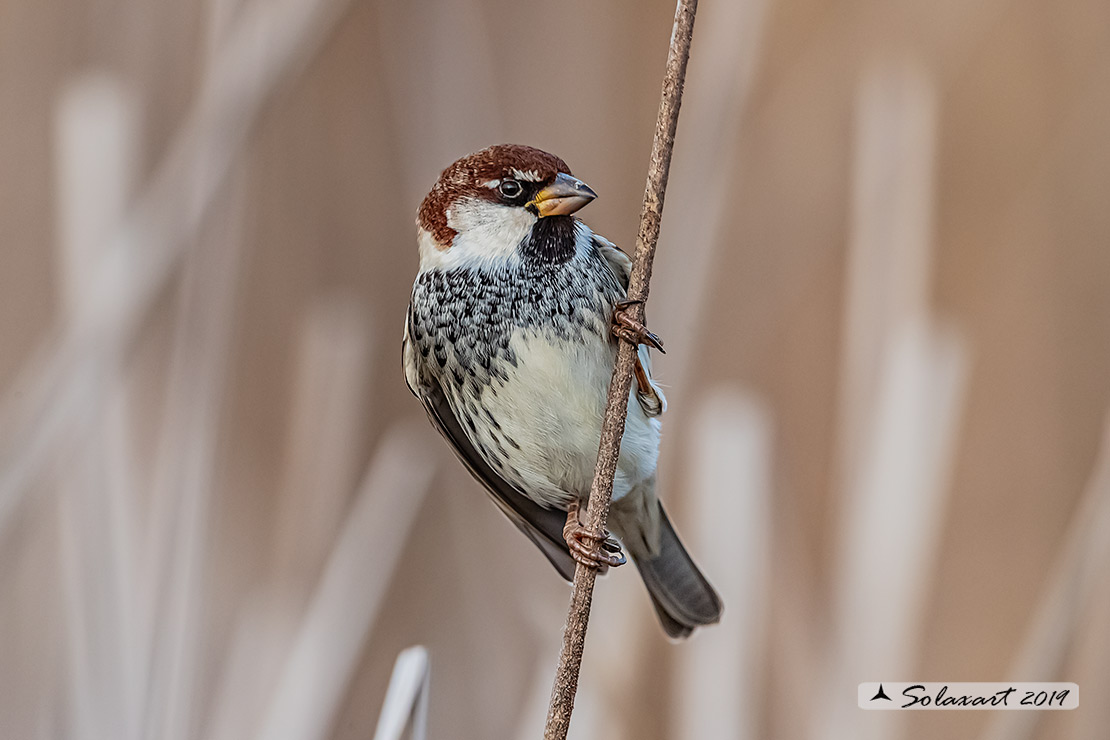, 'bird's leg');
563,501,626,569
612,299,664,400
632,358,654,401
612,299,665,354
